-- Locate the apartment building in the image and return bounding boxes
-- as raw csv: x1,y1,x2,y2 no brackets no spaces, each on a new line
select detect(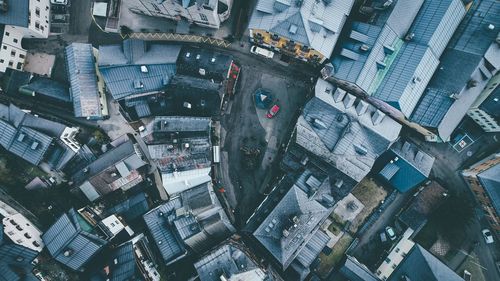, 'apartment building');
129,0,232,29
0,0,50,72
